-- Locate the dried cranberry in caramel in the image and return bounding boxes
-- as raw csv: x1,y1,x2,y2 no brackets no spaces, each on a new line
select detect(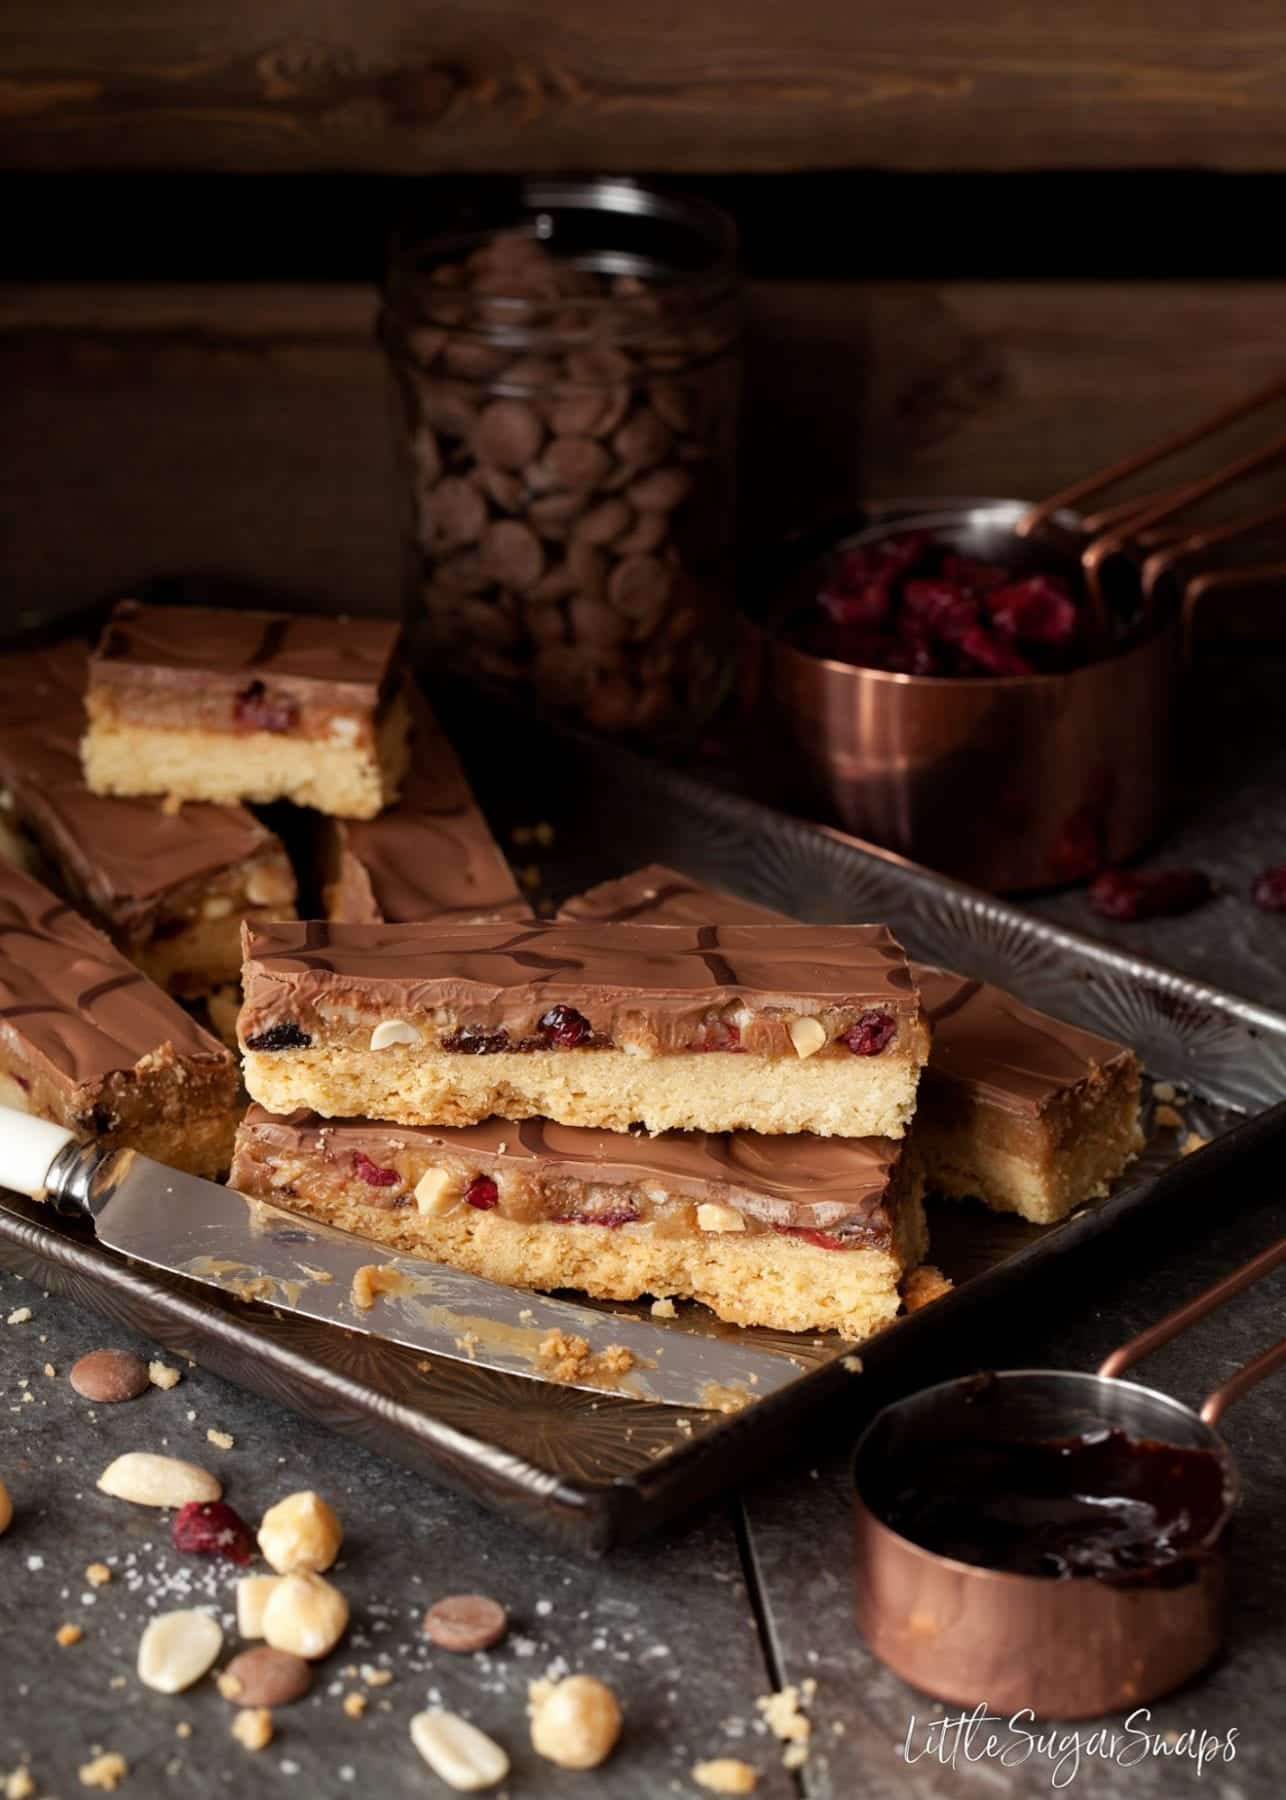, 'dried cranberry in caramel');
442,1025,510,1055
987,576,1079,649
464,1175,499,1210
173,1500,254,1565
841,1011,896,1056
353,1152,399,1187
234,681,299,734
538,1005,593,1047
1088,867,1213,922
774,1225,847,1251
551,1206,639,1229
698,1020,742,1052
245,1022,311,1052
